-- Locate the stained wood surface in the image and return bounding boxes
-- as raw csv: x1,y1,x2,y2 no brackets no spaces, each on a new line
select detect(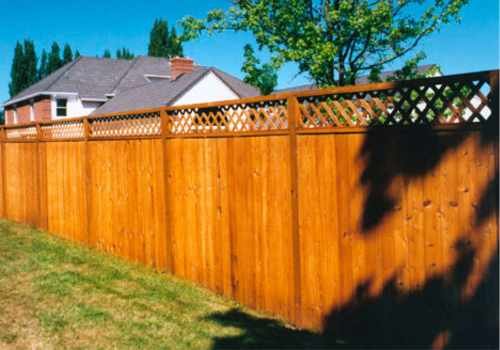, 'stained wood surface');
0,73,497,343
